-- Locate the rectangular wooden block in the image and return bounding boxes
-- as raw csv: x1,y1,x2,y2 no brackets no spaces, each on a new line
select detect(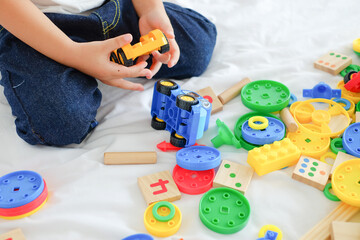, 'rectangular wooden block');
213,160,254,195
292,155,331,191
331,221,360,240
138,170,181,205
104,152,157,165
280,107,298,132
196,86,223,114
356,112,360,123
218,77,251,104
0,229,26,240
331,151,358,175
314,52,352,75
